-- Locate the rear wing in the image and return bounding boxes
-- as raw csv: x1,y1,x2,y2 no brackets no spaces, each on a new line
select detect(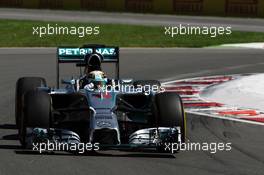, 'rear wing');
56,45,119,88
